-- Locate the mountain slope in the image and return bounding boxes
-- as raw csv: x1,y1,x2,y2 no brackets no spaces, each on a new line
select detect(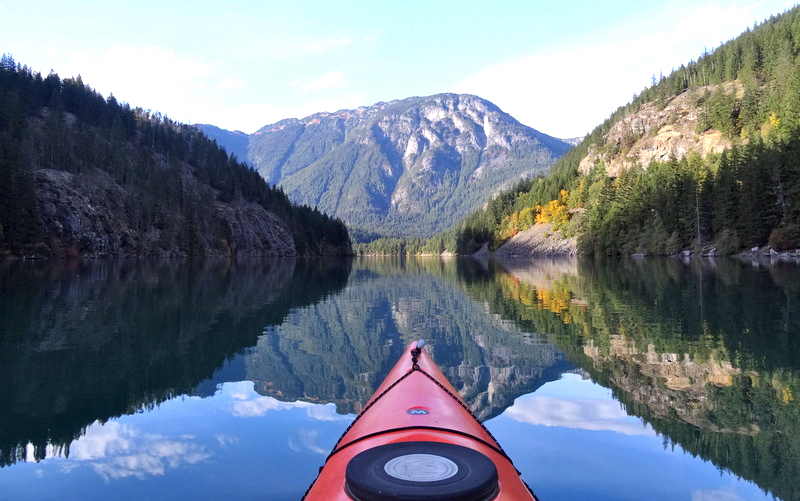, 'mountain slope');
0,56,351,257
446,6,800,256
203,94,570,239
197,124,250,165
